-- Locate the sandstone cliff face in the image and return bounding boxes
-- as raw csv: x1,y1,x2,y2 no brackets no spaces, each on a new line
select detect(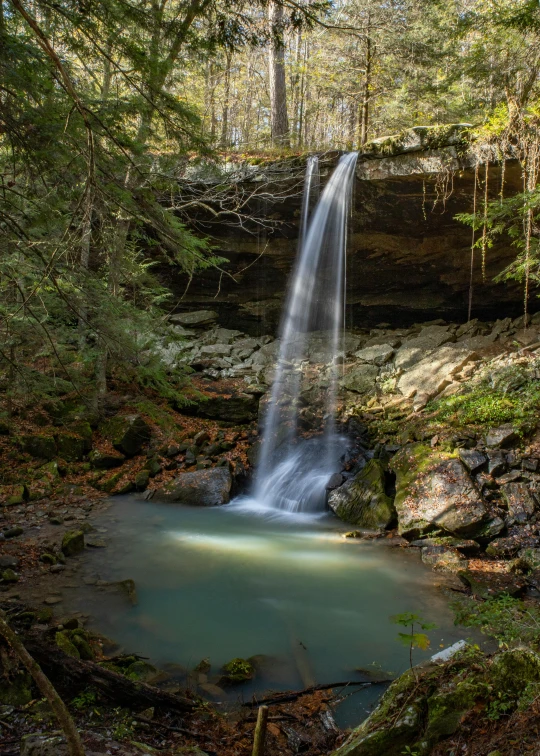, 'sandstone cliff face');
168,126,524,334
